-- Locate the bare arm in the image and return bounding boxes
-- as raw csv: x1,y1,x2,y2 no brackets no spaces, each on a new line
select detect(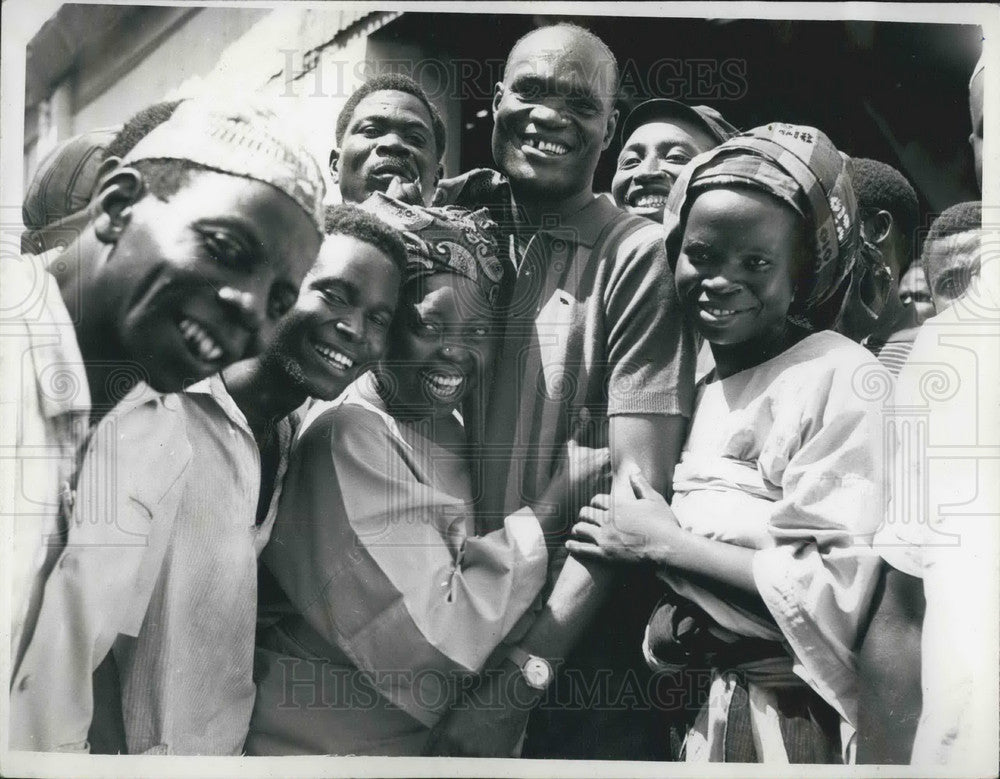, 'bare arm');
423,414,686,756
516,413,684,659
856,565,923,763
